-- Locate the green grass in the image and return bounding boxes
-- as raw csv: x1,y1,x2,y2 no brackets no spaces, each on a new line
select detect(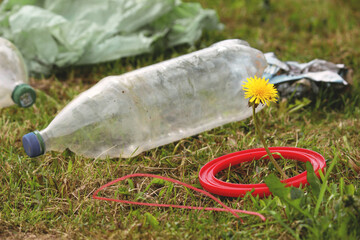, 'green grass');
1,0,360,239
